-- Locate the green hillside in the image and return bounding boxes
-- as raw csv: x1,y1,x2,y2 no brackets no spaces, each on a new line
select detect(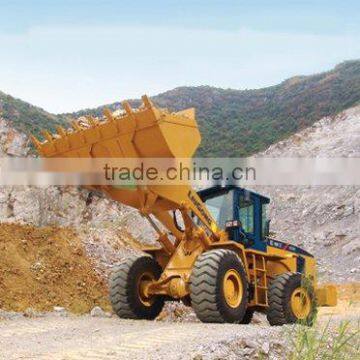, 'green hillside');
1,60,360,157
0,91,68,138
72,60,360,157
